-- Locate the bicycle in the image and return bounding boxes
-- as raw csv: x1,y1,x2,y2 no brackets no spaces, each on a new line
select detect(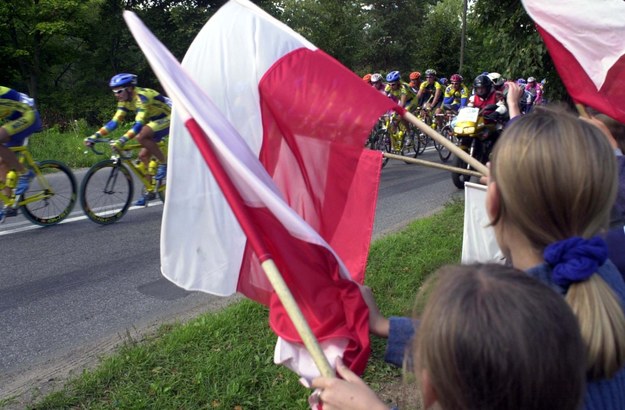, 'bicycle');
434,109,458,163
80,138,167,225
369,116,391,168
0,144,77,225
